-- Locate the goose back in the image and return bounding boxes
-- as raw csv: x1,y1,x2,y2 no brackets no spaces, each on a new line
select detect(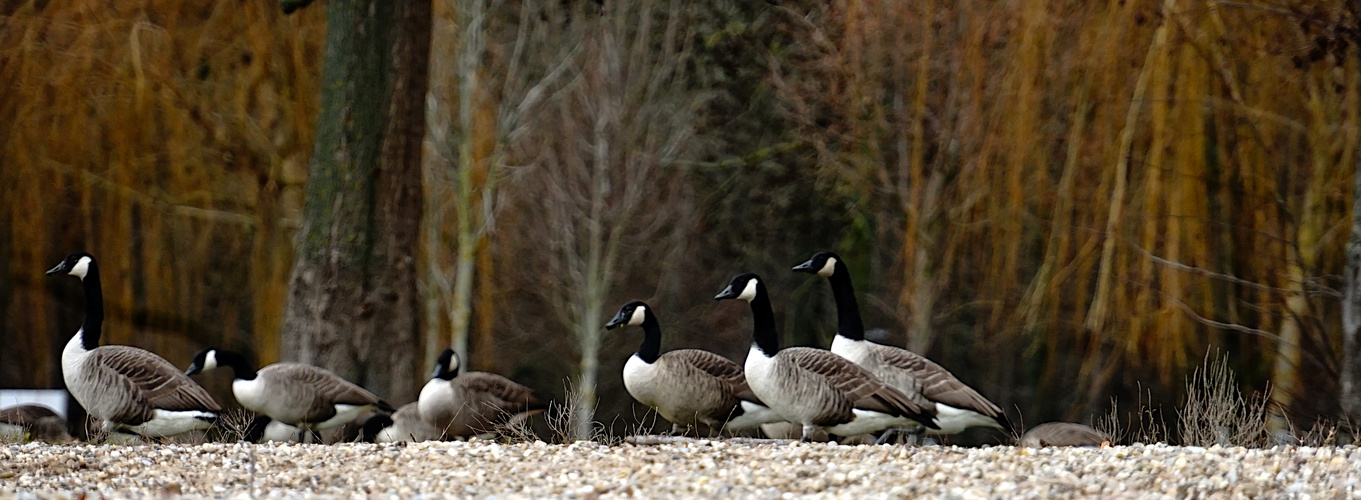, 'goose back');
376,402,441,442
625,349,748,427
64,342,219,435
1020,422,1109,447
419,372,546,438
834,337,1003,426
748,346,934,430
0,405,70,442
236,363,389,428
